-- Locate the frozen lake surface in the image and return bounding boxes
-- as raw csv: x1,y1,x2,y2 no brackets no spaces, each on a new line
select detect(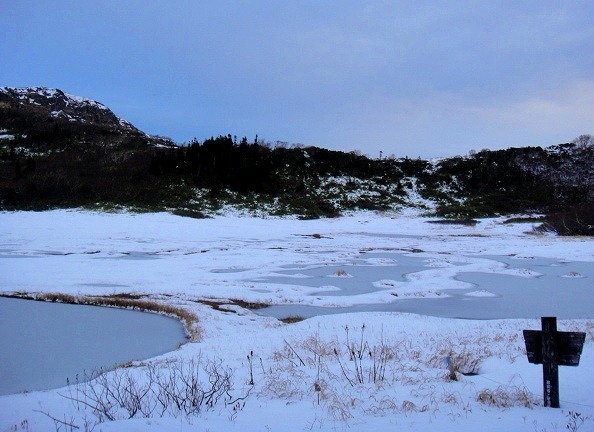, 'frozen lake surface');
0,297,186,395
1,211,594,432
257,254,594,320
